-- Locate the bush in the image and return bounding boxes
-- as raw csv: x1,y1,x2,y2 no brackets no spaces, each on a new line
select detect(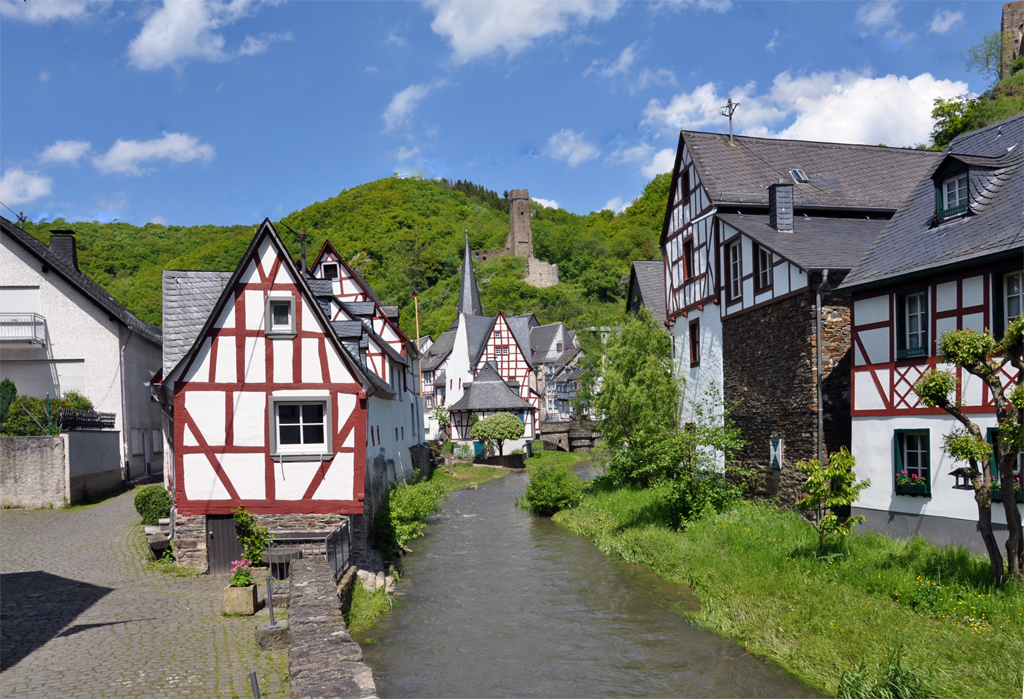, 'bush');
0,378,16,427
232,505,269,563
374,480,449,551
1,391,98,436
657,470,744,528
520,461,584,515
134,484,171,525
61,390,93,410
